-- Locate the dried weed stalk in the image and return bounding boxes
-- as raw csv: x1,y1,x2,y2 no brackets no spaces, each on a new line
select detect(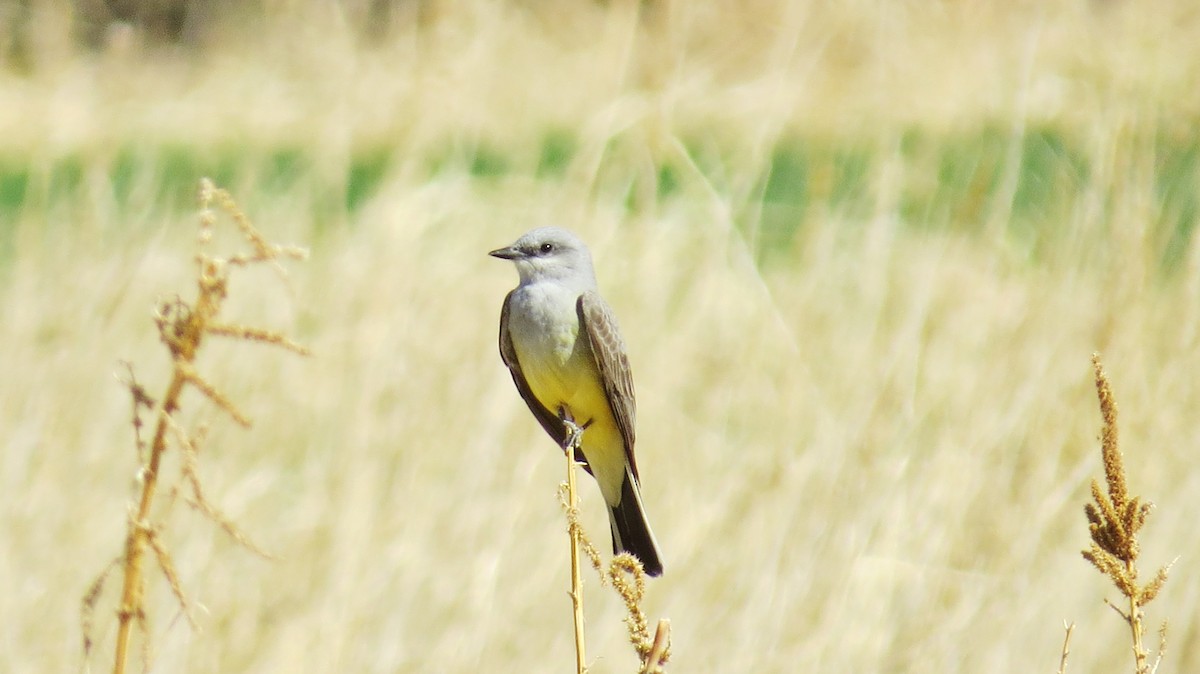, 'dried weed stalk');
561,419,590,674
1057,621,1074,674
557,421,671,674
1081,354,1172,674
83,179,308,674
